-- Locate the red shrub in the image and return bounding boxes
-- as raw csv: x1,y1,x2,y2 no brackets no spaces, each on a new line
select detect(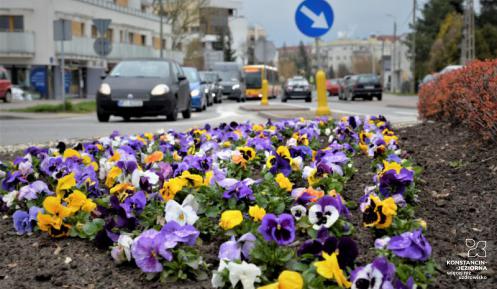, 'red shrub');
418,59,497,141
